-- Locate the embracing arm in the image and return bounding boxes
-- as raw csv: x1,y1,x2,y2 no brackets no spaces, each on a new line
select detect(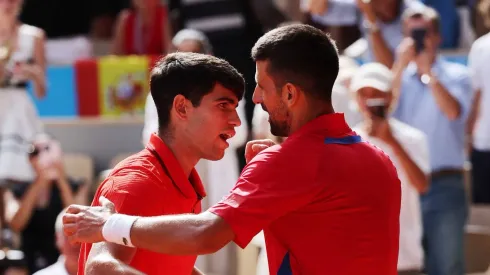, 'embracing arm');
130,211,234,255
85,242,143,275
